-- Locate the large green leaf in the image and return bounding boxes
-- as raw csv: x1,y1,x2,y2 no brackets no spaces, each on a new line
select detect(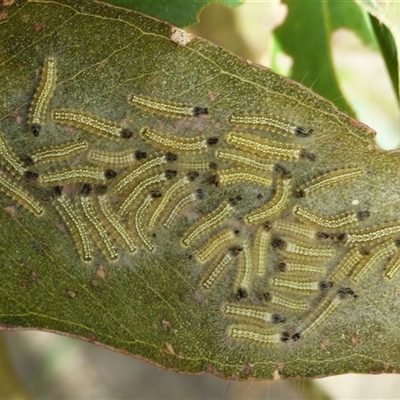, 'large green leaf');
355,0,400,102
1,0,400,380
273,0,376,116
99,0,244,27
